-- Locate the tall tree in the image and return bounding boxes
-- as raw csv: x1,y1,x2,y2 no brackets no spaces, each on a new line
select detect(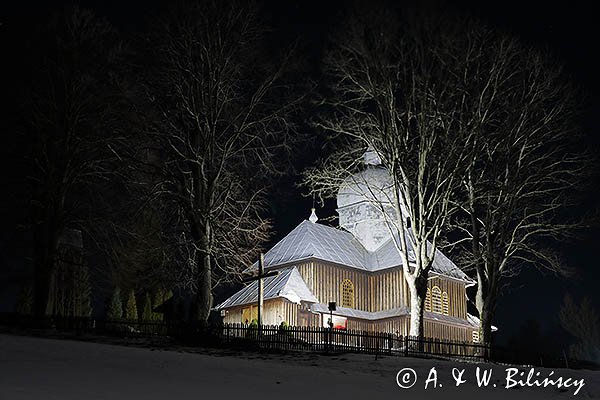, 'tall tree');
306,5,470,337
139,0,300,323
23,7,125,317
443,21,589,347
